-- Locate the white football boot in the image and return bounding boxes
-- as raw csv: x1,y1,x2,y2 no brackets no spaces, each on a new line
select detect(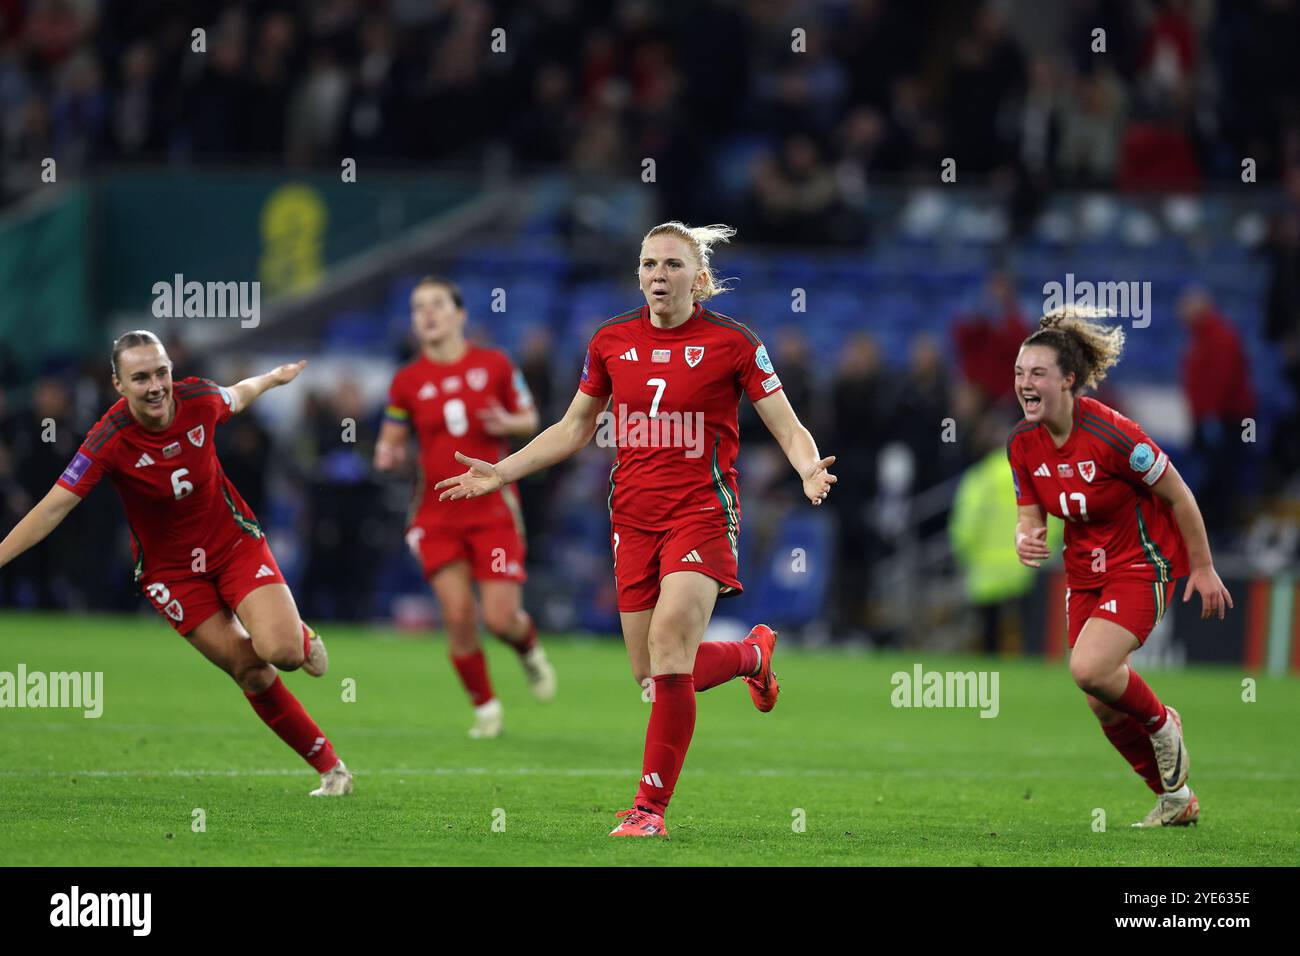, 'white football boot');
1149,705,1189,792
468,698,504,739
1132,786,1199,827
520,646,557,702
310,759,353,797
302,626,329,677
